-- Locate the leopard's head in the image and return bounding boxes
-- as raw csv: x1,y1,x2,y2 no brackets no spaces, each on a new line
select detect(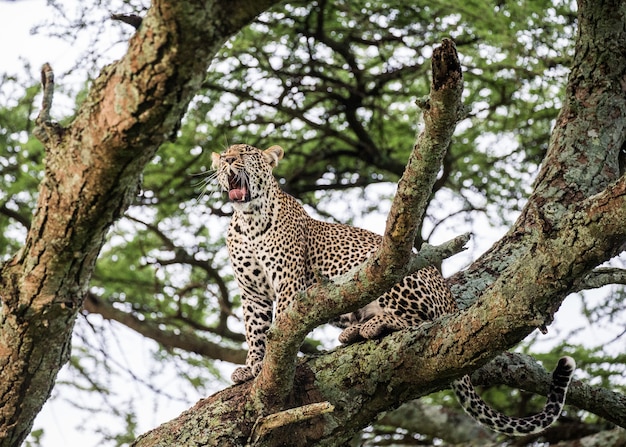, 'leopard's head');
211,144,284,209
